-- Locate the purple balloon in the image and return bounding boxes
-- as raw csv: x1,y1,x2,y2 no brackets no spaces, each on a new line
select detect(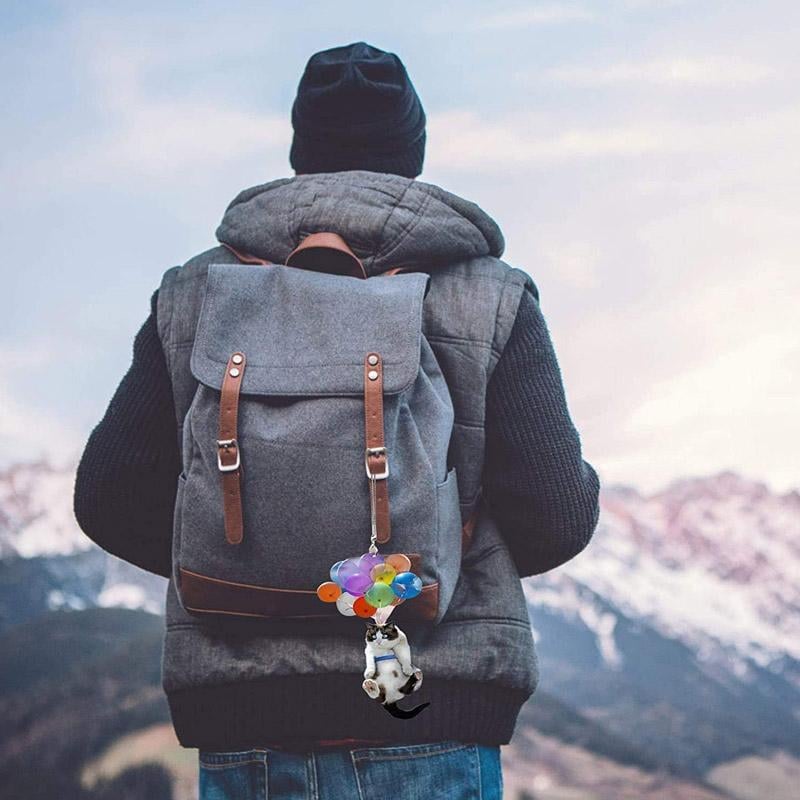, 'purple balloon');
344,572,374,596
334,558,362,588
358,552,384,572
